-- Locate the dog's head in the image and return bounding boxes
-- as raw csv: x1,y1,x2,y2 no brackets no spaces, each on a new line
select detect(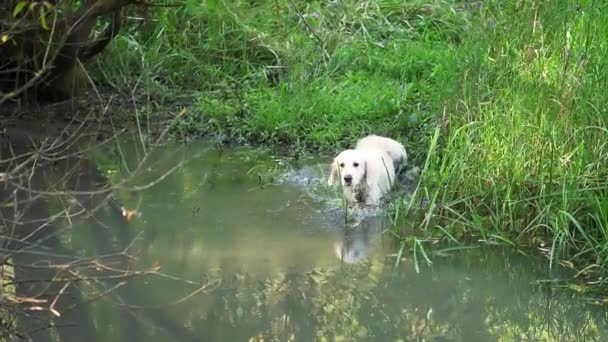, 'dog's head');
327,149,366,189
